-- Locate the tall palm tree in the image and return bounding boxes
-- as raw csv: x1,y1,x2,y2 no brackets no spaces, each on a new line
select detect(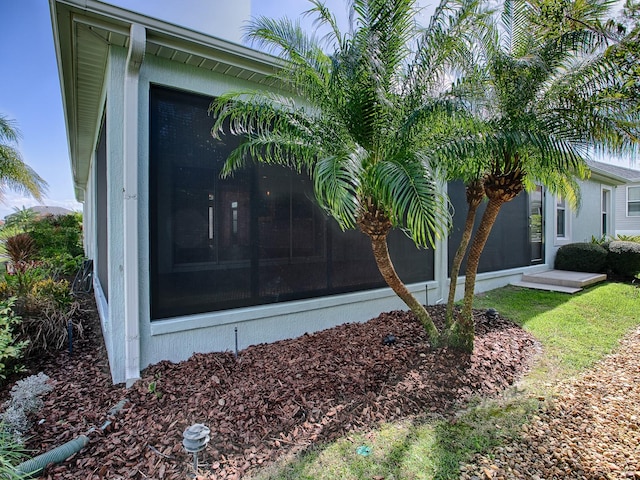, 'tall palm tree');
210,0,482,344
0,114,47,203
442,0,640,351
